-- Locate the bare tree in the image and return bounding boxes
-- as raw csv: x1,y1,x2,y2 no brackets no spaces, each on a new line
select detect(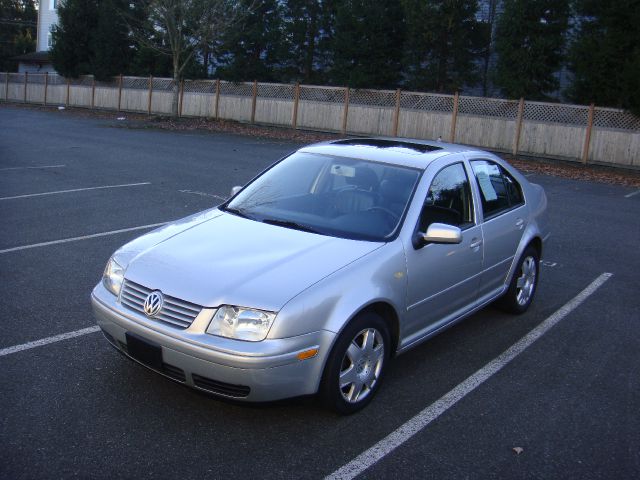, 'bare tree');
133,0,248,116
